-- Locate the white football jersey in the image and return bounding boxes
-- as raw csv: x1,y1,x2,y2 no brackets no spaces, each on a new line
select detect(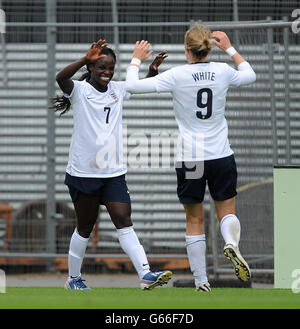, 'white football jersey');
65,80,130,178
126,61,256,161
